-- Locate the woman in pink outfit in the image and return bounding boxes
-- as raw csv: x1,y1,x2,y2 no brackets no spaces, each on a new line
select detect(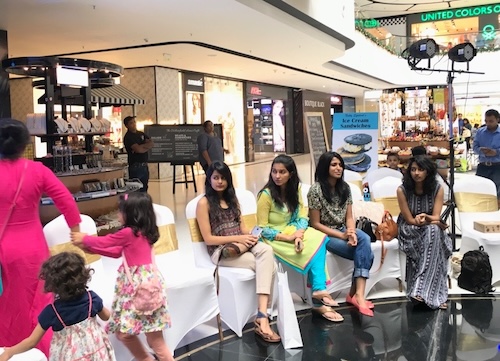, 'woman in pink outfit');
0,118,81,356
